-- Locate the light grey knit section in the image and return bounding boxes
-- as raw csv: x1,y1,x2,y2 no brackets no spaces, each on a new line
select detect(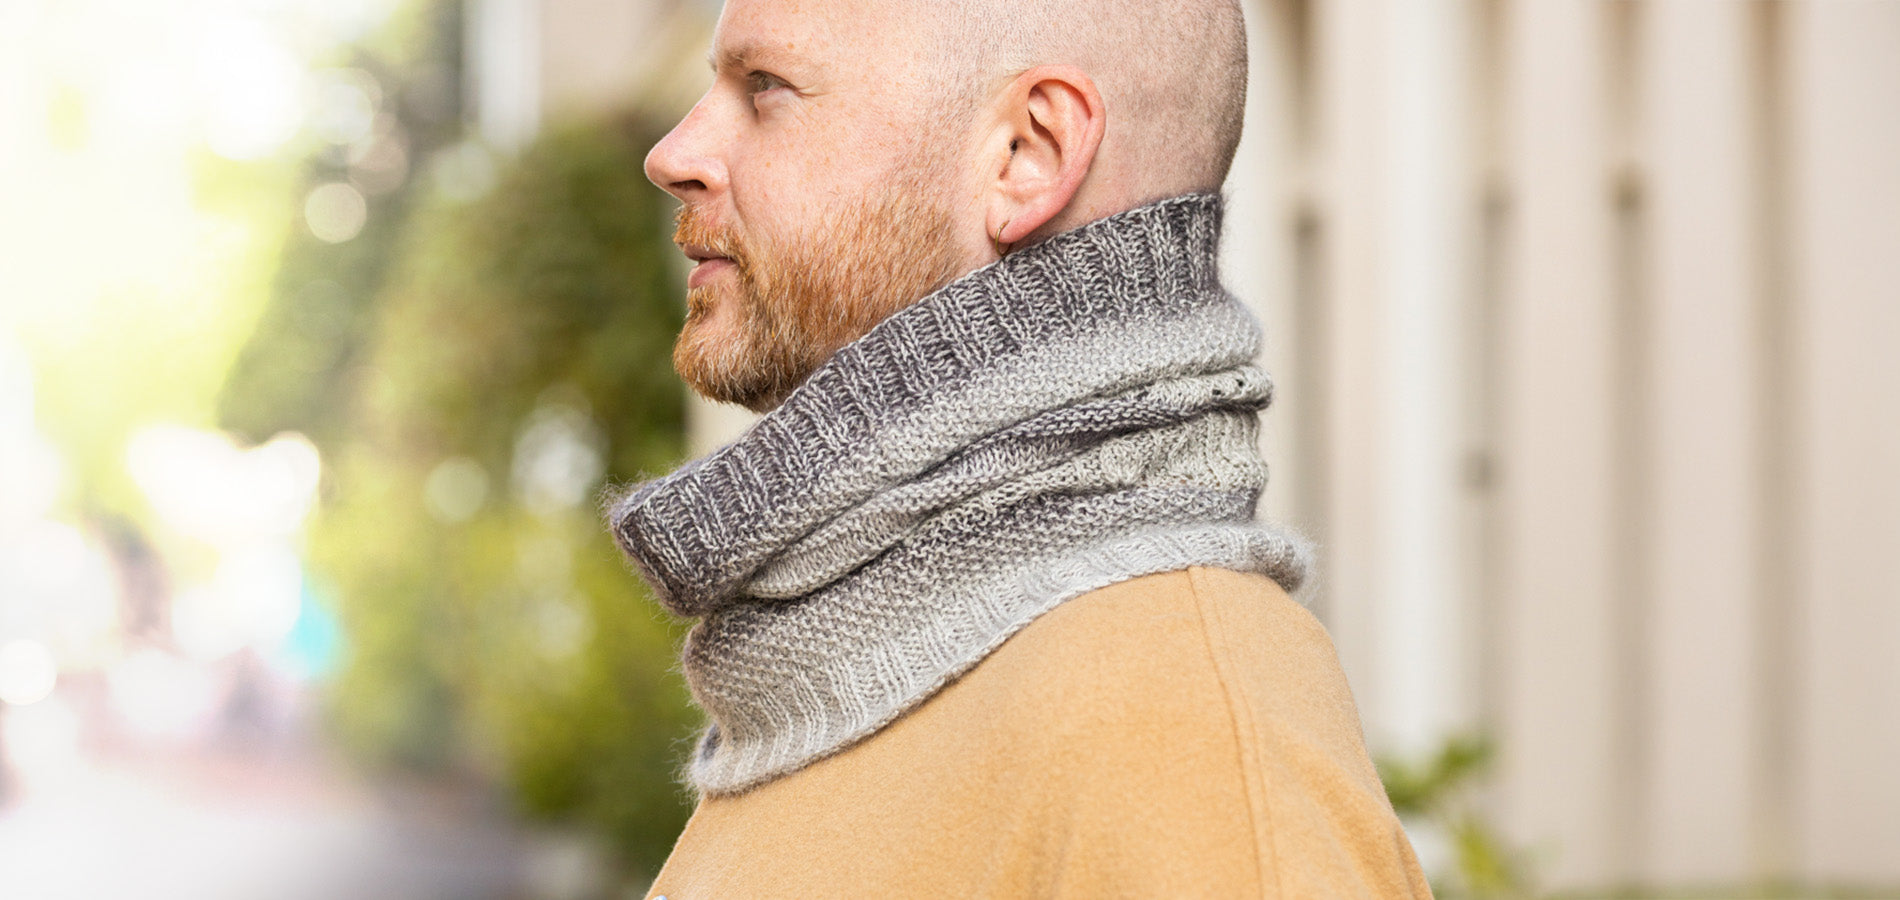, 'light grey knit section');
608,193,1312,796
